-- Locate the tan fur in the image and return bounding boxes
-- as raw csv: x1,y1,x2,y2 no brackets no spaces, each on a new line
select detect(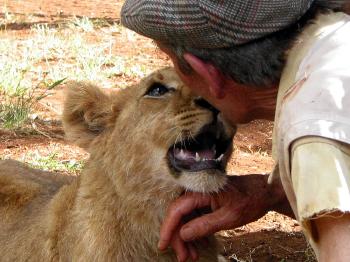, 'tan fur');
0,68,234,261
